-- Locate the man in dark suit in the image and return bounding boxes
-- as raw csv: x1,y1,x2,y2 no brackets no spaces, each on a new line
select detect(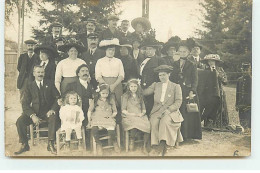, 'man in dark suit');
188,43,205,69
33,44,58,83
139,39,166,116
81,33,105,89
44,22,63,46
15,66,60,155
119,20,131,38
99,15,124,42
17,39,39,101
77,19,97,48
